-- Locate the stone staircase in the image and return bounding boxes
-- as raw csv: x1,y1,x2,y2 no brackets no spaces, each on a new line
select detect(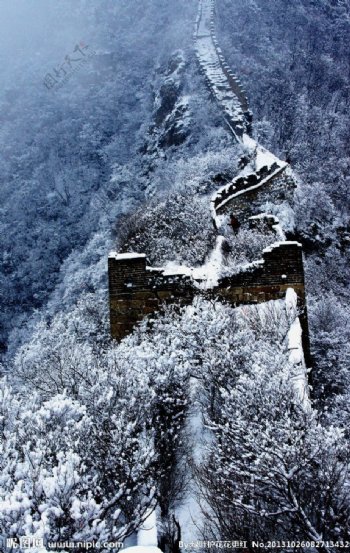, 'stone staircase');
194,0,291,224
